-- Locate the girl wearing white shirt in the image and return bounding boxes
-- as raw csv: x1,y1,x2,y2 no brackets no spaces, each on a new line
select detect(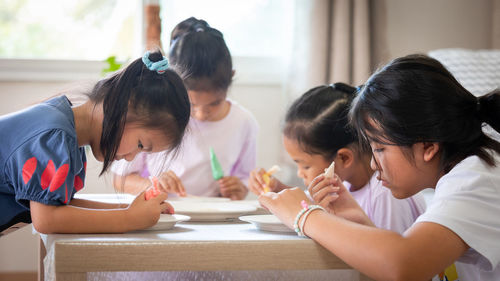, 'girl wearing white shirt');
112,18,258,200
259,54,500,281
